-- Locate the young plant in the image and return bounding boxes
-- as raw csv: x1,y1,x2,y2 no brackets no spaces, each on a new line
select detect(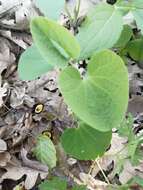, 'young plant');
17,0,143,187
